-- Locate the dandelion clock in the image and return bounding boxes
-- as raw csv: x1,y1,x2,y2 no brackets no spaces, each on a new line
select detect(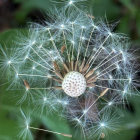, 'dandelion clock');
0,0,139,139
